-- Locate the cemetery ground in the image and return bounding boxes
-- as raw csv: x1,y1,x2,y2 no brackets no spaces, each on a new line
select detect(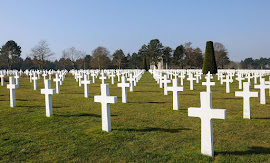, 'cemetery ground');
0,72,270,162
